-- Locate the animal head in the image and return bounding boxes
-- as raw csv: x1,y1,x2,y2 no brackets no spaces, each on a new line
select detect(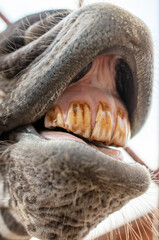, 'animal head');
0,3,153,240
